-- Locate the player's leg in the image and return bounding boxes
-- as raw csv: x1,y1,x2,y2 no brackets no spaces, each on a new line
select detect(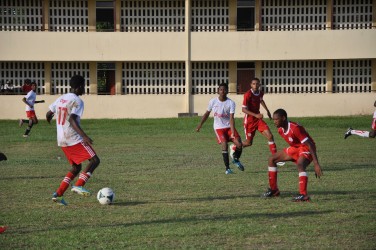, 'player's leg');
242,122,255,147
231,135,244,171
53,163,81,205
215,128,232,174
369,129,376,138
23,112,37,137
72,151,100,196
292,156,311,202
